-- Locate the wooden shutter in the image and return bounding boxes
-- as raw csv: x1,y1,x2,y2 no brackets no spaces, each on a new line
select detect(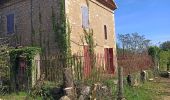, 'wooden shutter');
104,48,115,74
7,14,14,34
82,6,89,28
83,45,91,77
104,25,107,40
109,48,115,74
